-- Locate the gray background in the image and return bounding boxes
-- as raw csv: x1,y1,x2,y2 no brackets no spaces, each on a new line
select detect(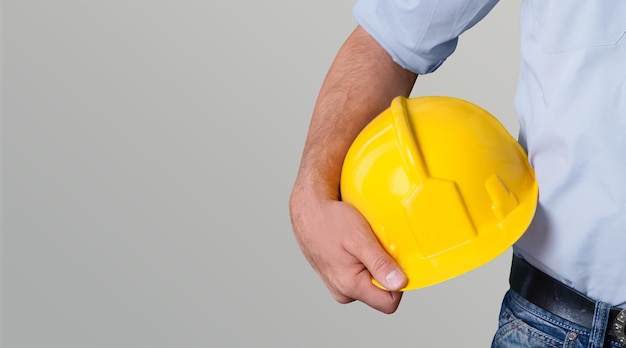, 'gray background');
1,1,520,347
